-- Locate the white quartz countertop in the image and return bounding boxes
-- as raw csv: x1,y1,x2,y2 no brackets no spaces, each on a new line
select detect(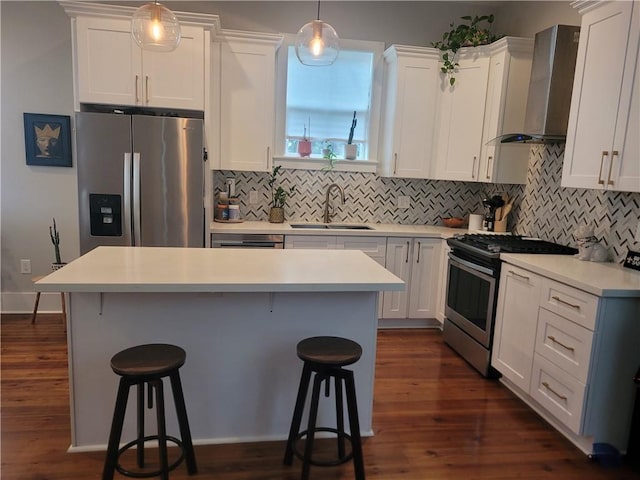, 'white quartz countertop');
35,246,405,293
210,220,463,238
500,253,640,297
